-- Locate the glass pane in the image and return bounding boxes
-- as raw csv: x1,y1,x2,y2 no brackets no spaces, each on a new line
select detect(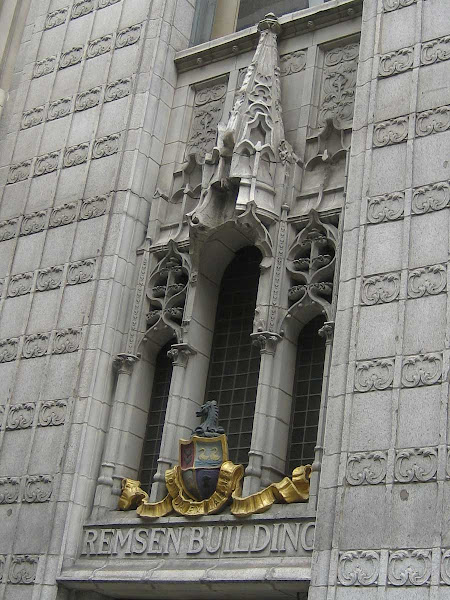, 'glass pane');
236,0,309,32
